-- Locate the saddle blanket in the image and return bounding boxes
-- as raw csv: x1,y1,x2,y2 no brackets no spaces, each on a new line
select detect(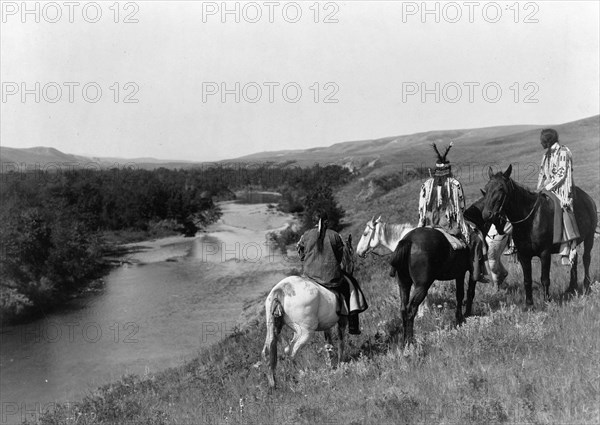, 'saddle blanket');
432,226,467,250
302,274,368,316
541,189,564,245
